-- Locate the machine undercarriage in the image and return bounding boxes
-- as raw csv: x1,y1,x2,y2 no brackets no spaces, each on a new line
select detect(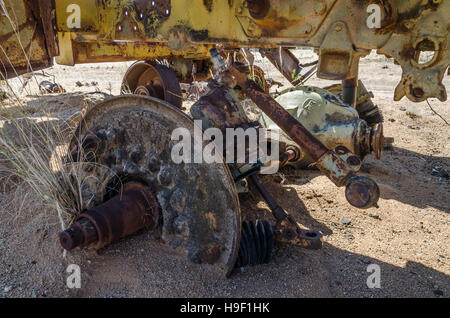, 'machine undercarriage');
1,0,448,276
